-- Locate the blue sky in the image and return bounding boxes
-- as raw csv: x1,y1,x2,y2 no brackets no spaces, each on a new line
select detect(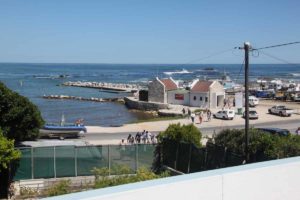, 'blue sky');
0,0,299,64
